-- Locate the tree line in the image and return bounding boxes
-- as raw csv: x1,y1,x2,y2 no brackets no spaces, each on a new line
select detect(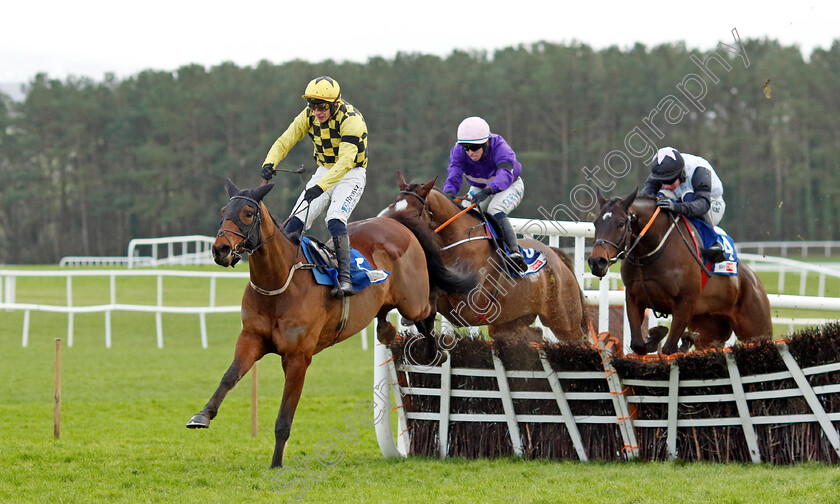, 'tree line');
1,37,838,264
